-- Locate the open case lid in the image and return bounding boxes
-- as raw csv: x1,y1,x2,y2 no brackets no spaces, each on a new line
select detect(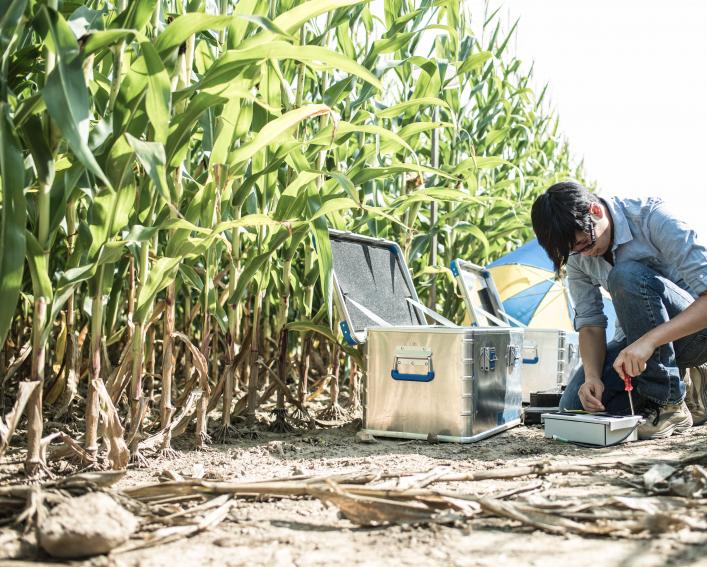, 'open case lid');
451,259,511,327
329,230,426,344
